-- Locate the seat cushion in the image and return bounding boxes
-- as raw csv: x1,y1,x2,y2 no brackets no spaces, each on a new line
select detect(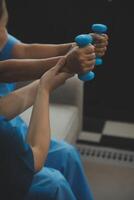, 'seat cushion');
20,104,79,143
